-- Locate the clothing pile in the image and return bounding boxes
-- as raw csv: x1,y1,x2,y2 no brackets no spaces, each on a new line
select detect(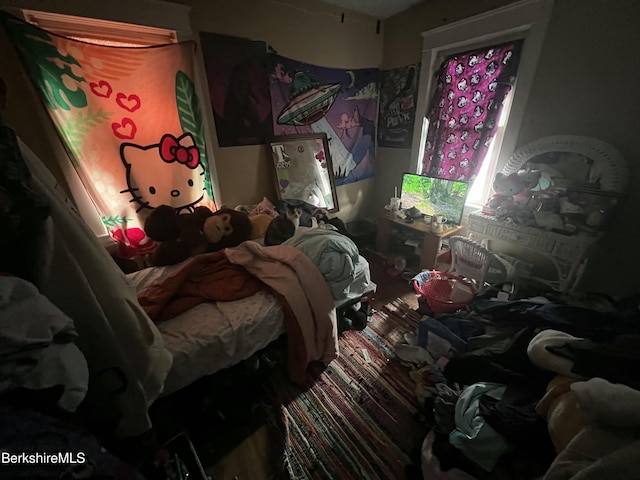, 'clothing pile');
395,295,640,479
